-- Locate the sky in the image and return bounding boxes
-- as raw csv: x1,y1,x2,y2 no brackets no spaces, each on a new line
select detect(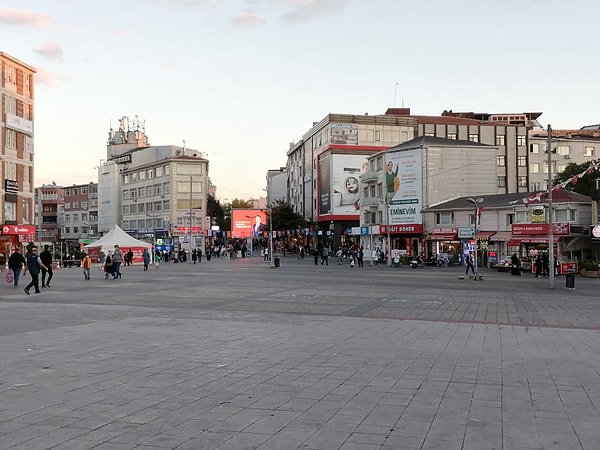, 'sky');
2,0,599,200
